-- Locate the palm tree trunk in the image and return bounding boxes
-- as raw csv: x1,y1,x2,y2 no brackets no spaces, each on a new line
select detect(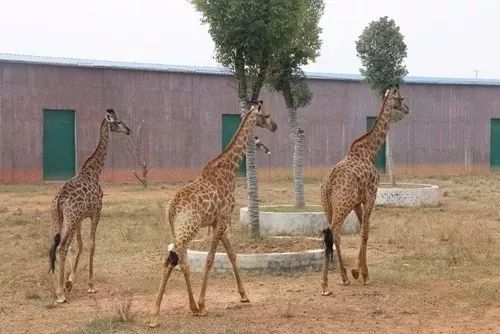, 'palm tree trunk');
386,128,396,186
246,127,260,238
238,98,260,238
288,108,305,208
